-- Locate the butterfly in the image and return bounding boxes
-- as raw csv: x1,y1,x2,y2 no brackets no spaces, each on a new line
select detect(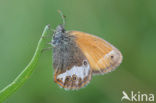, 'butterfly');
51,11,123,90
